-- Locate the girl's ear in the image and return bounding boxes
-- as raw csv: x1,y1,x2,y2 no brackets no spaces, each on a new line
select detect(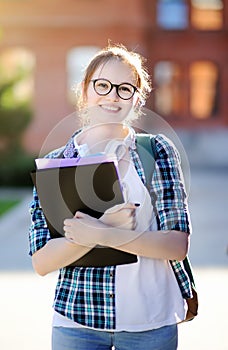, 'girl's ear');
80,81,88,106
133,95,140,107
133,93,145,116
133,94,143,110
